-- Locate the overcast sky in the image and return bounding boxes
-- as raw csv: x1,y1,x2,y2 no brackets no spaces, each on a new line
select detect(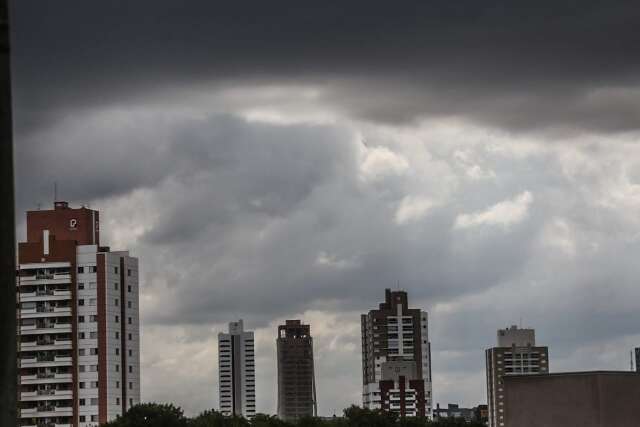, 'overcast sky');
11,0,640,416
